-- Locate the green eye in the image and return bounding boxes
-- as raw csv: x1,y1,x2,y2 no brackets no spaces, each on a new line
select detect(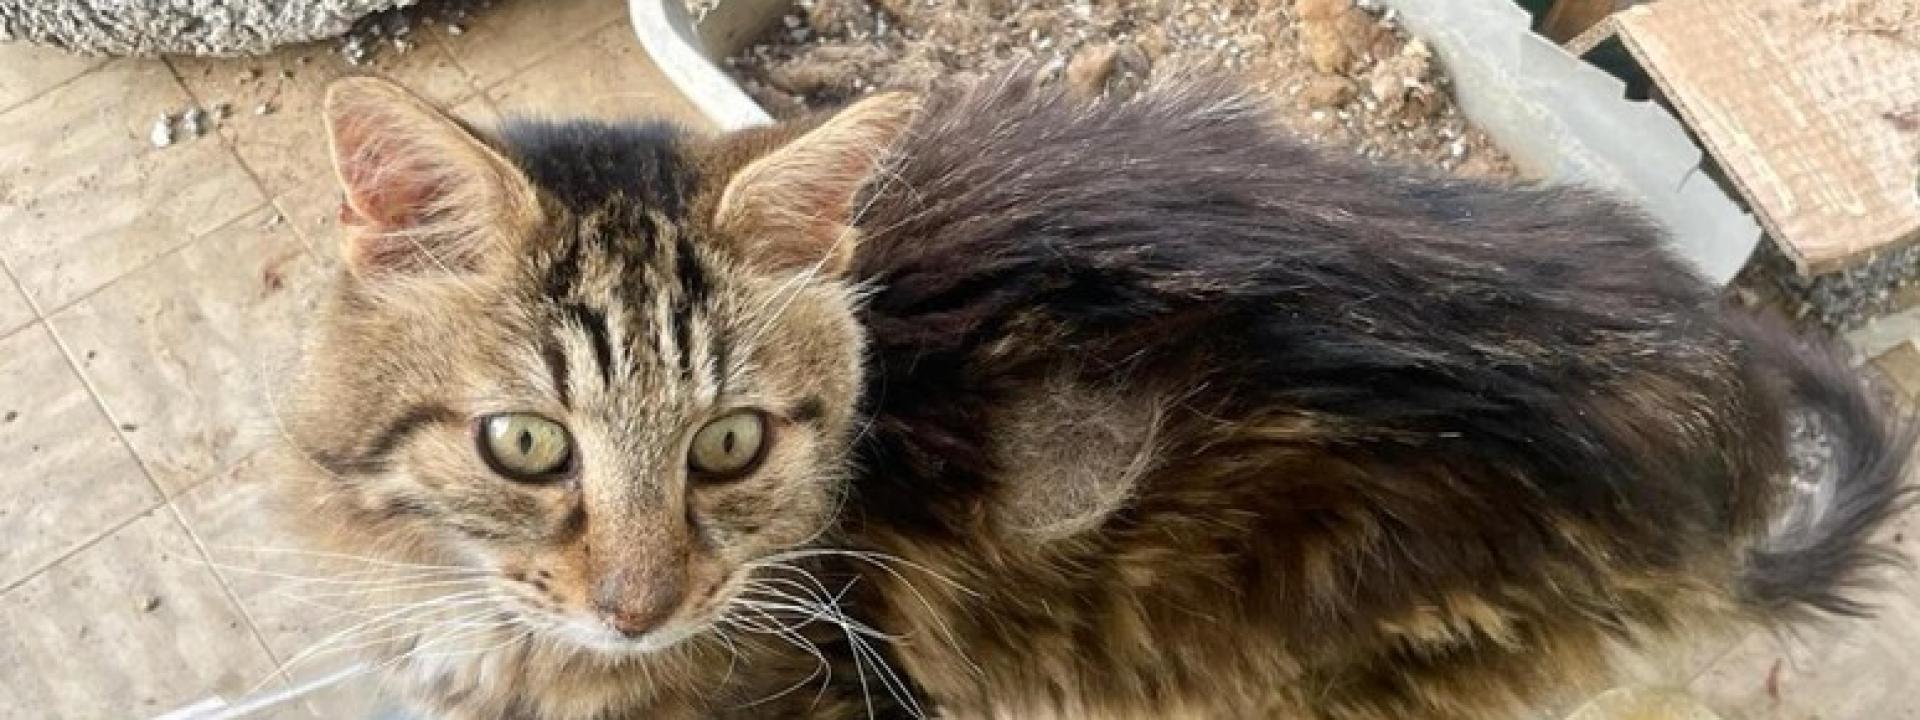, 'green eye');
688,410,769,481
478,413,573,481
